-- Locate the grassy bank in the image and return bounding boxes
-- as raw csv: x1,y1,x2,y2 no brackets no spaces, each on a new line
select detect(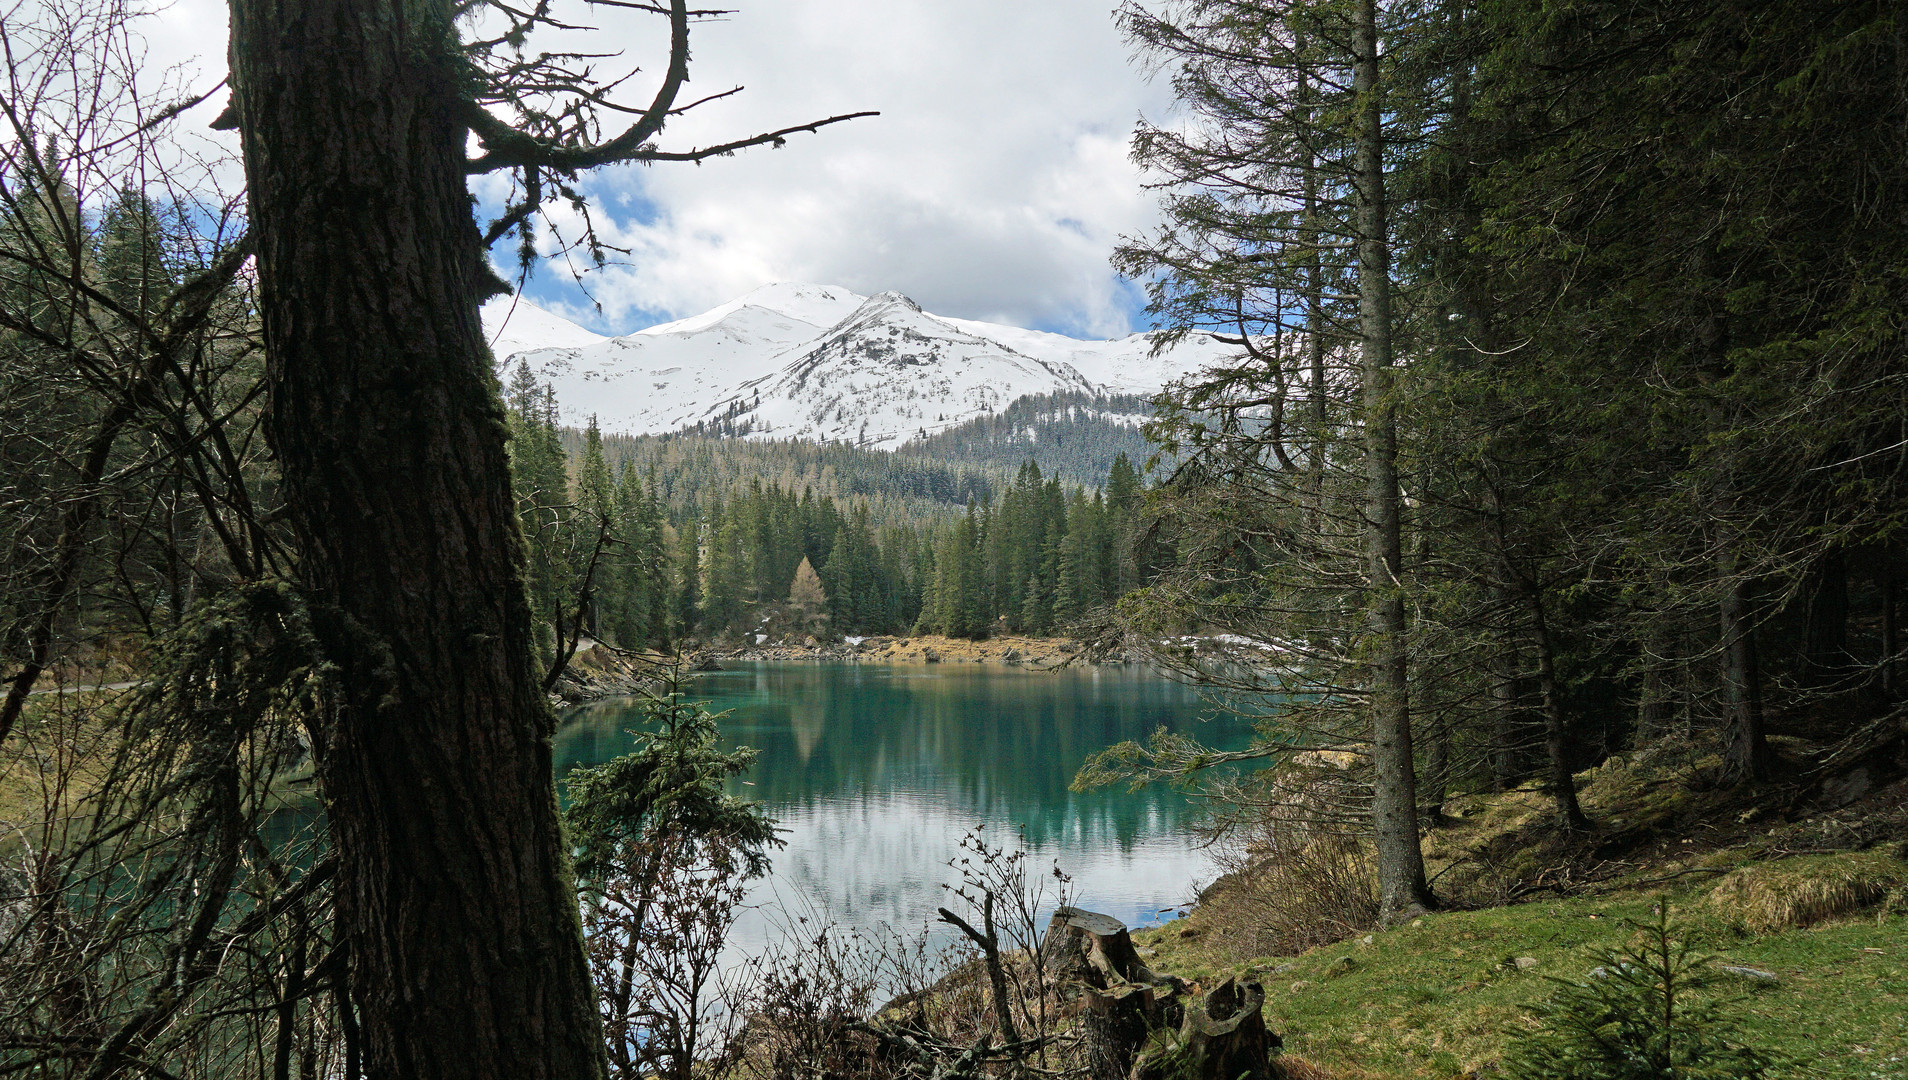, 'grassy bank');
1120,746,1908,1079
1137,857,1904,1078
